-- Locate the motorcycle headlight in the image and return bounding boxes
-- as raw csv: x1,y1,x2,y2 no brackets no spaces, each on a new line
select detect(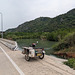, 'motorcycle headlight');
43,51,45,53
